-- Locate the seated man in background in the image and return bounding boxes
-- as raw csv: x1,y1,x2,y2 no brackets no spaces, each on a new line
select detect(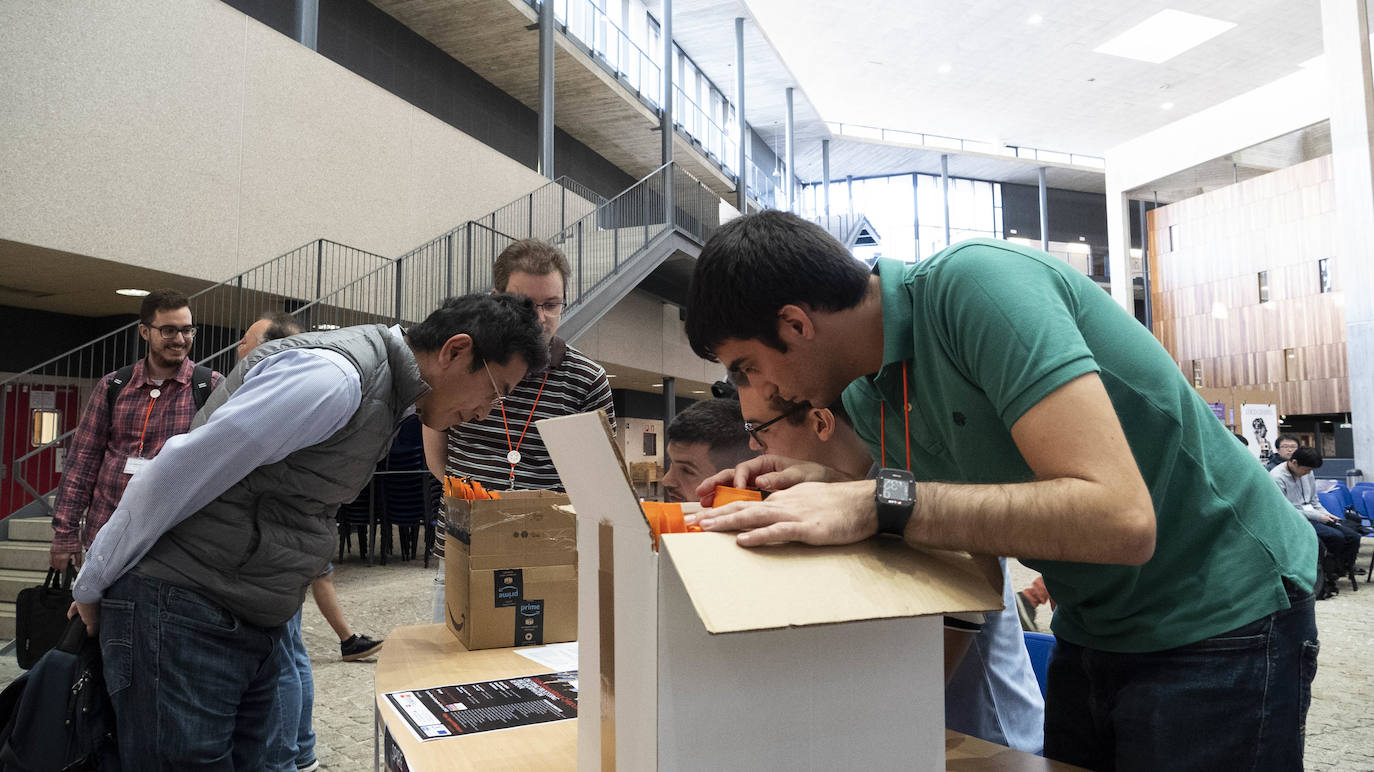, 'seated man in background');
1272,446,1361,590
1267,433,1301,471
661,398,757,503
732,388,1044,754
